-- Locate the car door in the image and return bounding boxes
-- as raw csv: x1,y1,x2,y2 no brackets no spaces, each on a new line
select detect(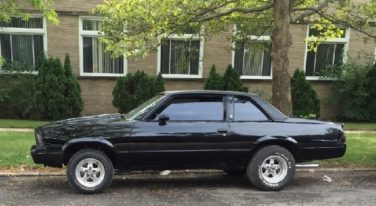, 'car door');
227,95,271,168
128,94,230,169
